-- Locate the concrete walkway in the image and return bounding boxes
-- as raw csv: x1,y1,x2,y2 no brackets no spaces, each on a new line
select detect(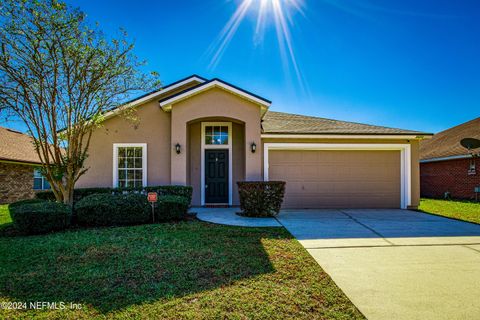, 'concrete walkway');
195,207,281,227
277,209,480,320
